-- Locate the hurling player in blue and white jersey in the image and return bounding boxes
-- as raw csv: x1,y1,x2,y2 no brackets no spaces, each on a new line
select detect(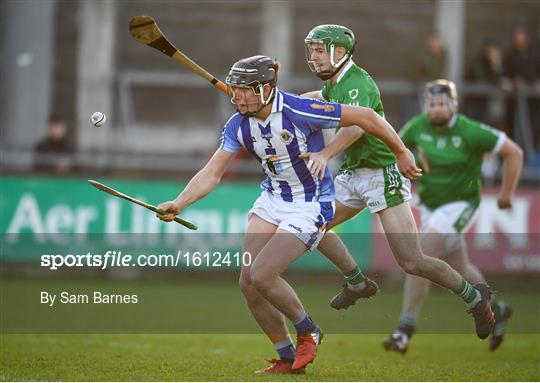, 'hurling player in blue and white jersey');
156,55,420,374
